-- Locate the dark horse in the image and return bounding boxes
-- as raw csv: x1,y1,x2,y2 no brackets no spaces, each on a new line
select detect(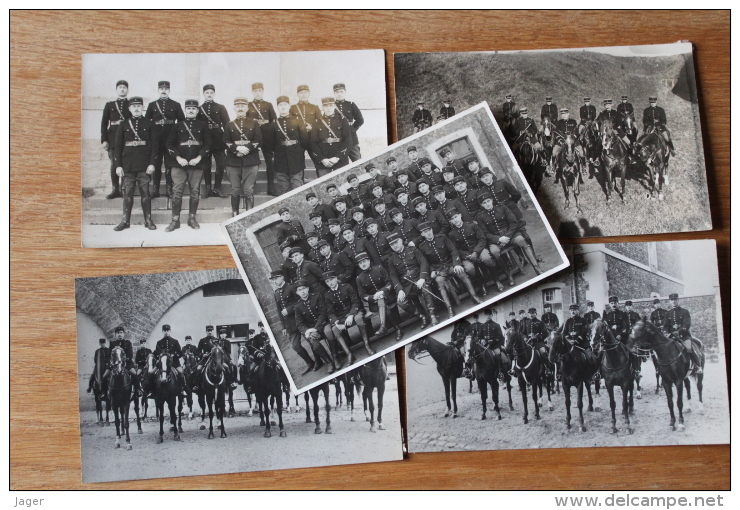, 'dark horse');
91,348,111,426
237,344,256,417
579,120,602,179
182,350,204,422
357,356,388,432
630,320,705,431
637,132,670,200
548,329,598,432
108,346,142,449
464,336,513,420
202,345,228,439
557,133,583,214
600,119,628,202
515,131,546,195
307,381,332,434
505,328,548,423
407,336,464,417
148,352,181,443
253,343,286,438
